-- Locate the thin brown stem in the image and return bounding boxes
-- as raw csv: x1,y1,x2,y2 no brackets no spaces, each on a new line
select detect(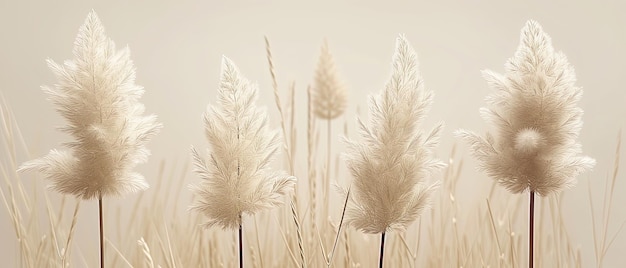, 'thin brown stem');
379,232,386,268
239,221,243,268
99,197,104,268
529,191,535,268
